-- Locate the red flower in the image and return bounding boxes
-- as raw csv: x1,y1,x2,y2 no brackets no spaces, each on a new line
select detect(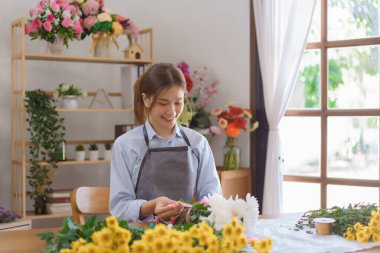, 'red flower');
185,75,193,92
229,106,244,116
233,117,247,130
